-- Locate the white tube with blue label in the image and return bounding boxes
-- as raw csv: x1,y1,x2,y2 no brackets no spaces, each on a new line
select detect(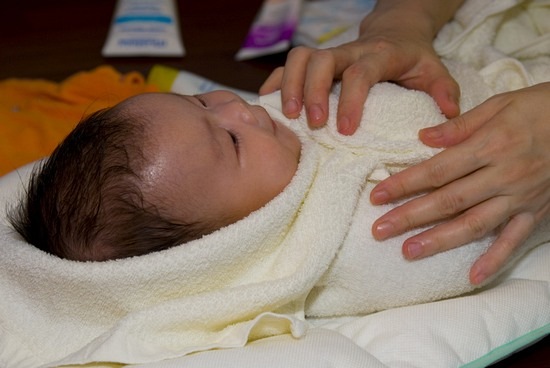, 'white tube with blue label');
102,0,185,57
